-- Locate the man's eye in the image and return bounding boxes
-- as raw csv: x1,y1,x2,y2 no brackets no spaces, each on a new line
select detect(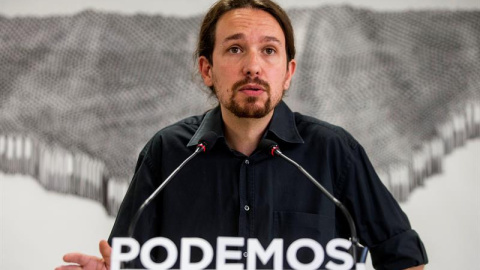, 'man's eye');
264,48,276,55
229,47,241,54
